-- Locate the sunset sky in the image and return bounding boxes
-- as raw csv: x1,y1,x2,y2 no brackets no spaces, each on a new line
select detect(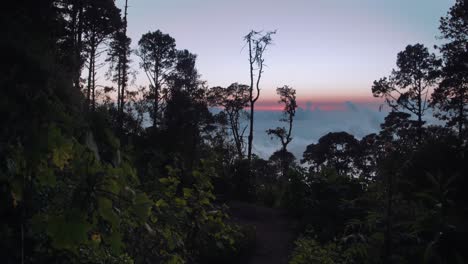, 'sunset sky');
117,0,453,111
